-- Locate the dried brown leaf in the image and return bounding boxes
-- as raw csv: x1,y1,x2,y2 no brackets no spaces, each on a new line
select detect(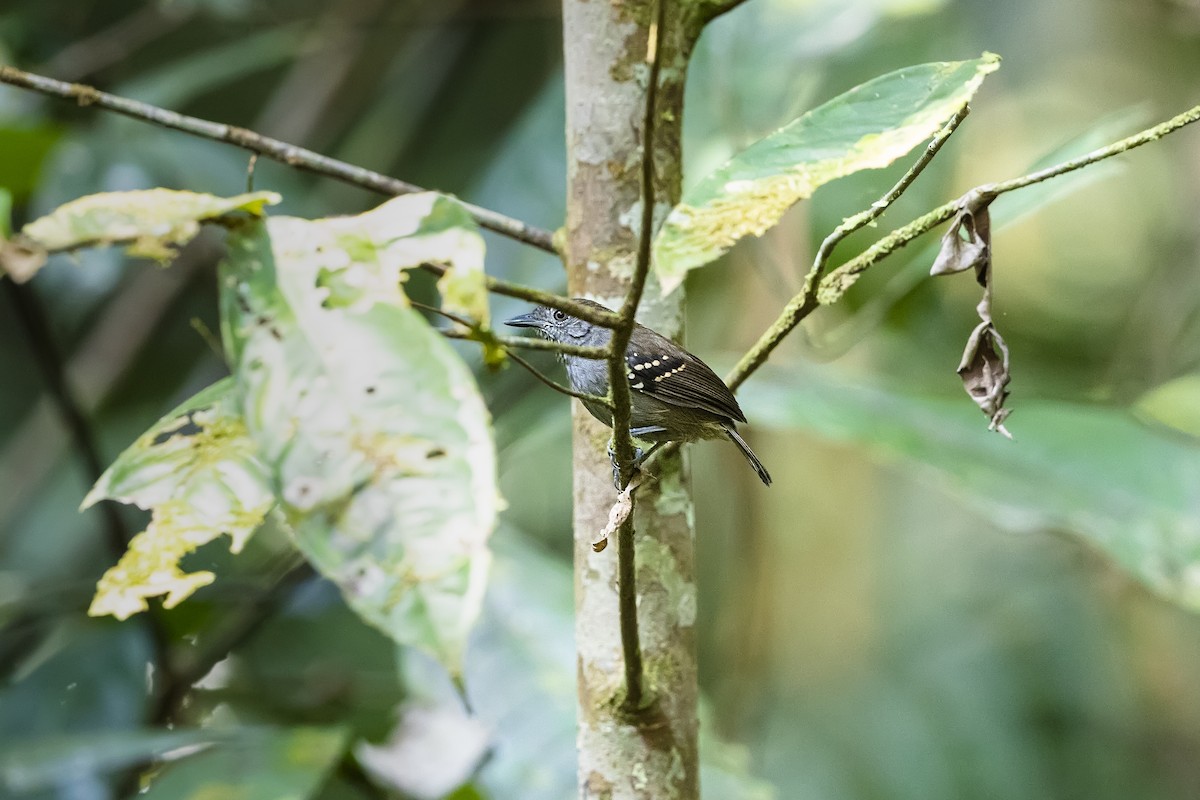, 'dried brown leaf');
930,188,994,286
958,321,1012,438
